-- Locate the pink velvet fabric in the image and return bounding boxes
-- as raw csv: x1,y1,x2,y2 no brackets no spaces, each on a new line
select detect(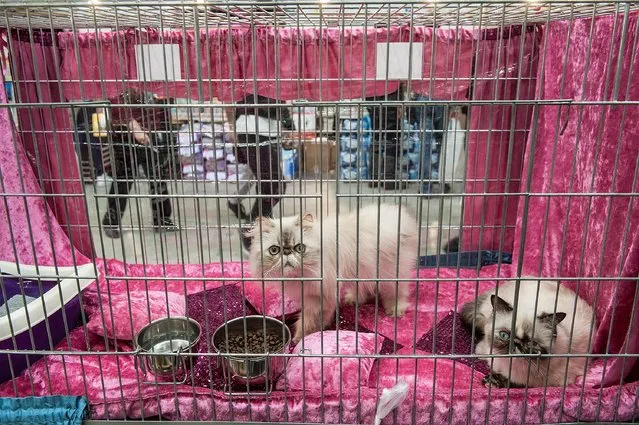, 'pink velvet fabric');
56,26,474,102
513,12,639,388
0,71,88,267
57,28,238,101
279,331,383,392
86,258,249,295
369,347,486,393
2,260,639,422
243,280,299,319
85,291,186,341
9,32,93,258
462,25,541,252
